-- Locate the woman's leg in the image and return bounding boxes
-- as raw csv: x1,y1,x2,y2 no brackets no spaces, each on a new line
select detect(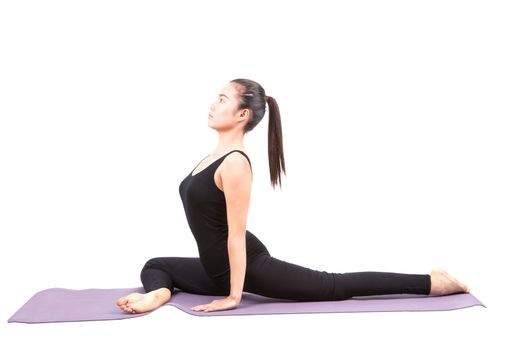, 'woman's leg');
140,256,228,295
243,254,433,301
117,256,228,313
